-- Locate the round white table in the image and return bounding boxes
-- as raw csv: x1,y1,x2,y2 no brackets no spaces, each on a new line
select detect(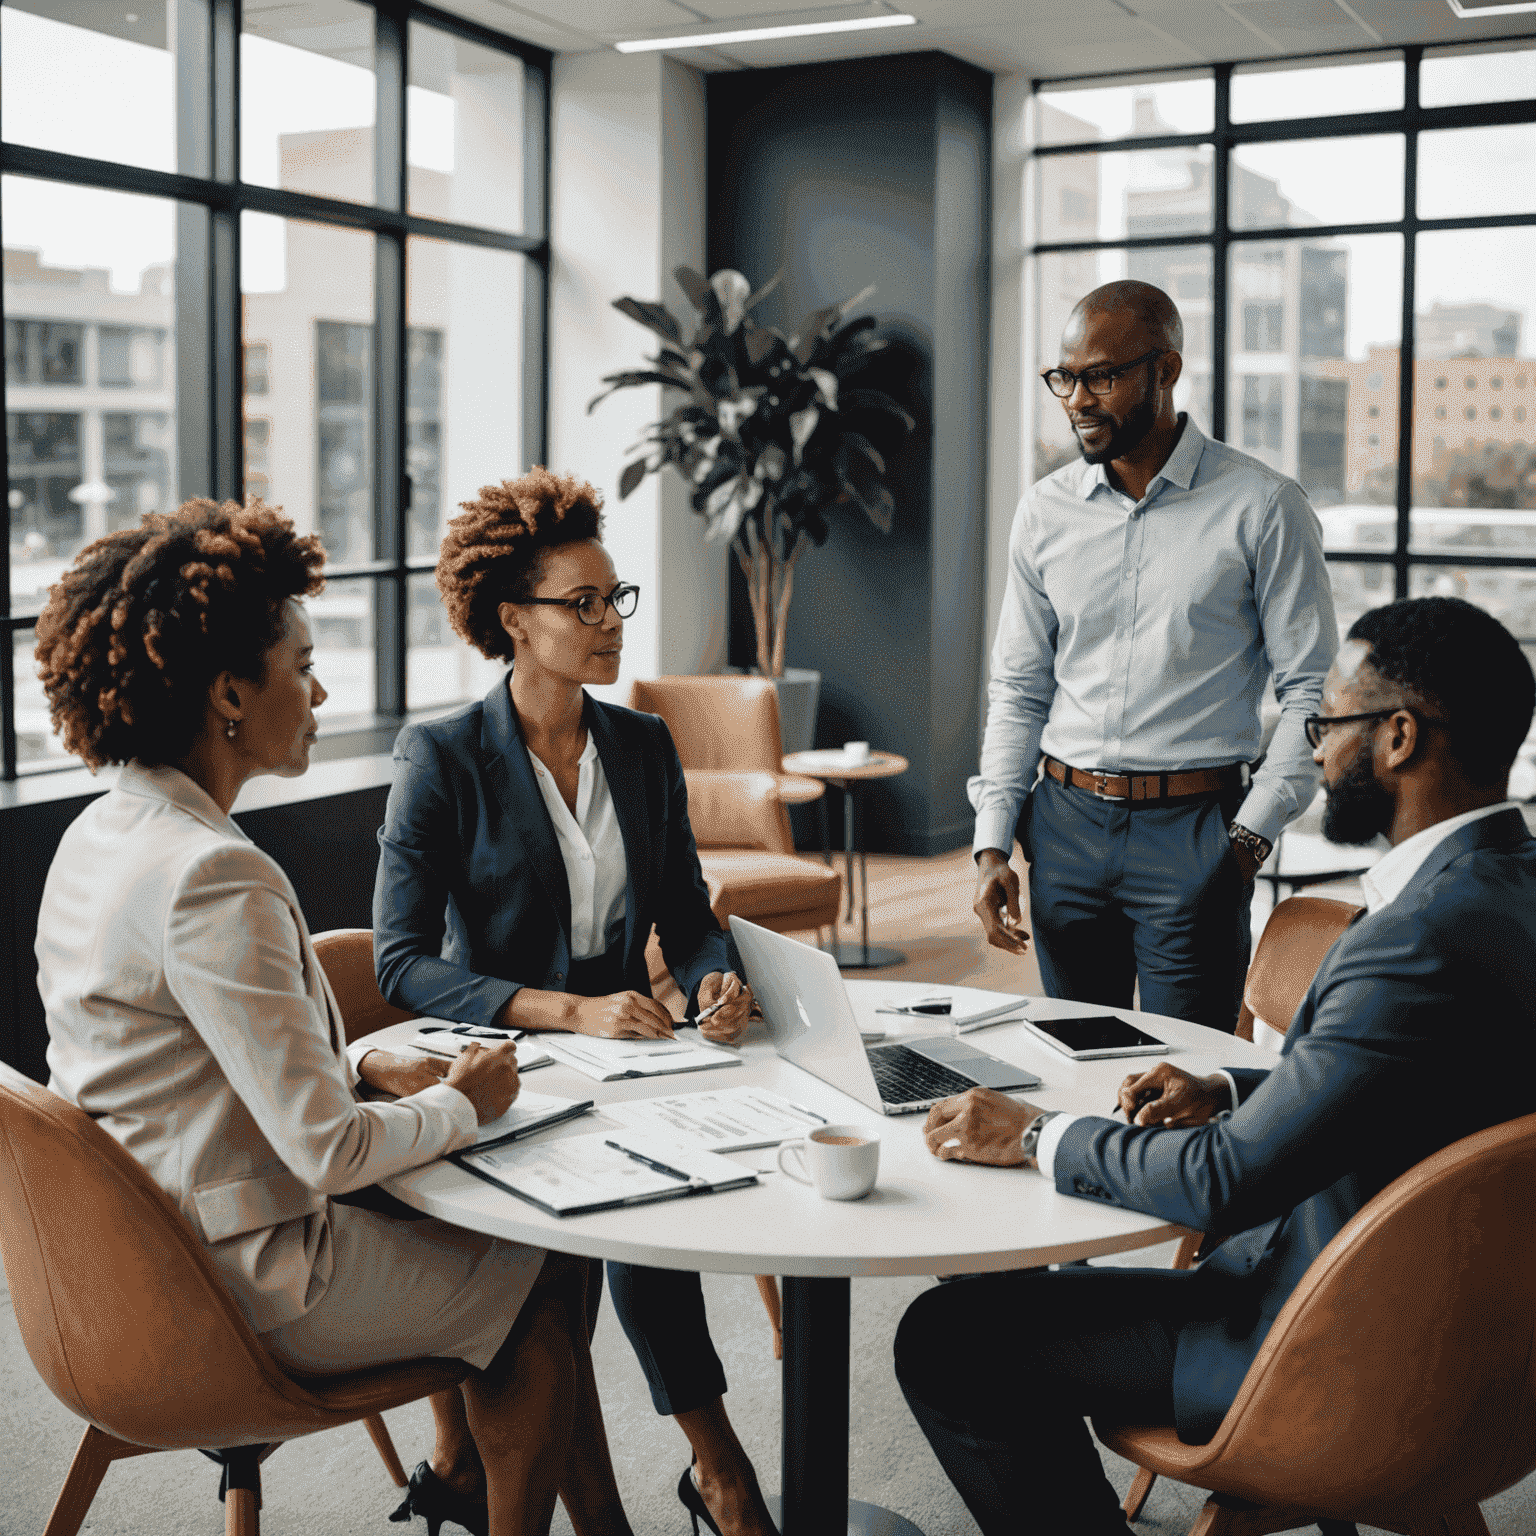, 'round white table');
376,983,1275,1536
